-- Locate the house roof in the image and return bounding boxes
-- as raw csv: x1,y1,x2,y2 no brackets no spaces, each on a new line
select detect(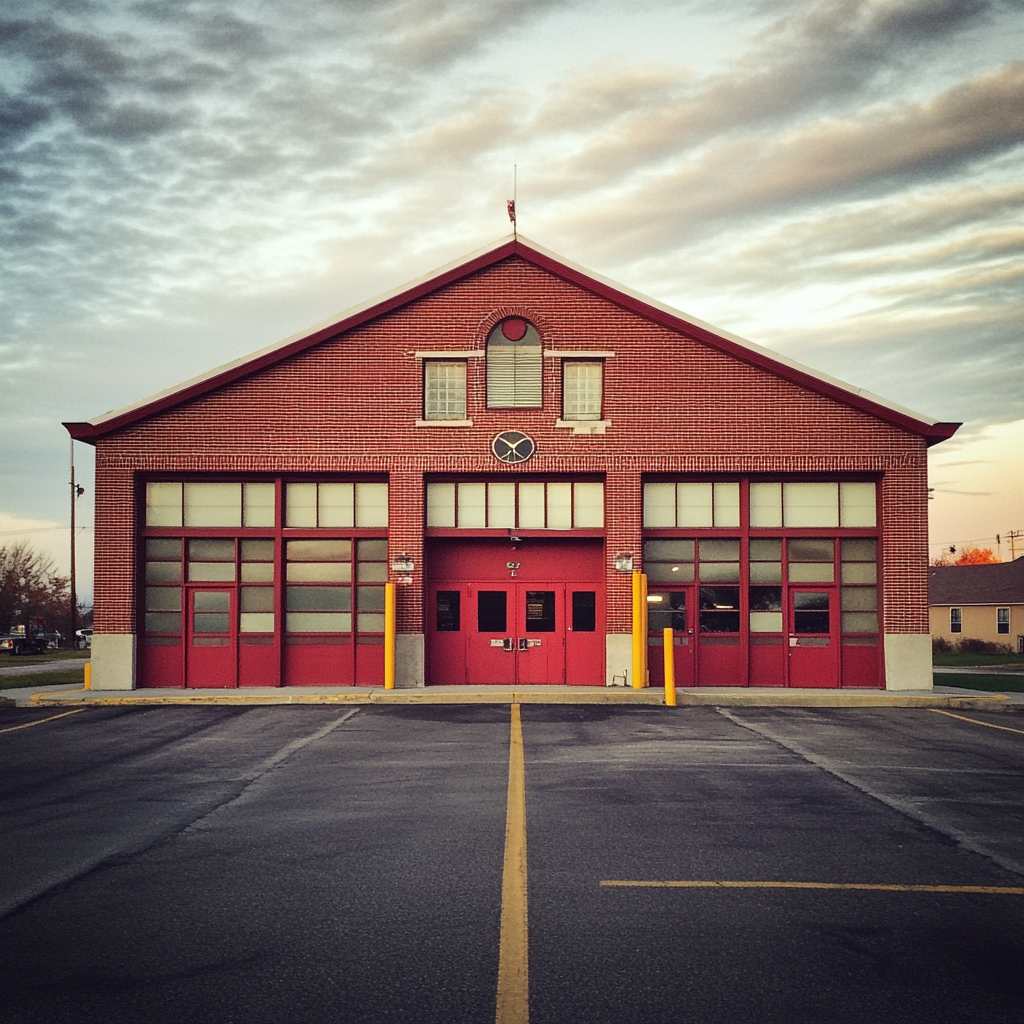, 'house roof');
64,235,961,446
929,558,1024,606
